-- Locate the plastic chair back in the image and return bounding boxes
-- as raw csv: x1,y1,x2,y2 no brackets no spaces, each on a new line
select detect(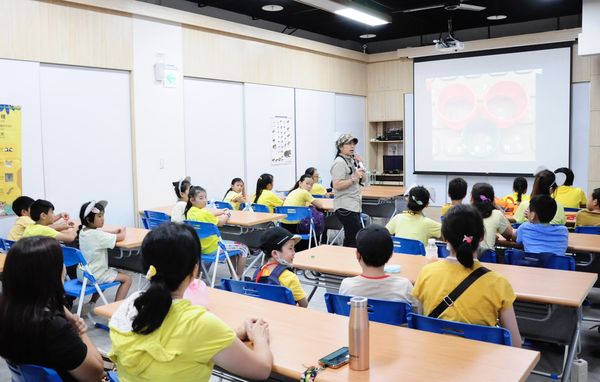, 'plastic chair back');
141,217,167,230
436,242,449,258
221,279,295,305
274,206,311,222
324,293,411,326
511,223,521,229
574,226,600,235
62,246,87,267
214,201,233,210
184,220,222,240
3,239,16,251
240,203,270,213
392,236,425,255
504,249,575,271
7,362,62,382
407,313,512,346
479,249,497,263
563,207,581,212
312,194,325,199
143,210,170,221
